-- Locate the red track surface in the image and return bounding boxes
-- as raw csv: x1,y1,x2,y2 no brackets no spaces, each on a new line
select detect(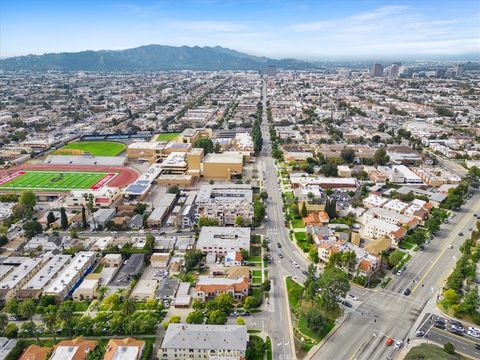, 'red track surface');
0,165,139,188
